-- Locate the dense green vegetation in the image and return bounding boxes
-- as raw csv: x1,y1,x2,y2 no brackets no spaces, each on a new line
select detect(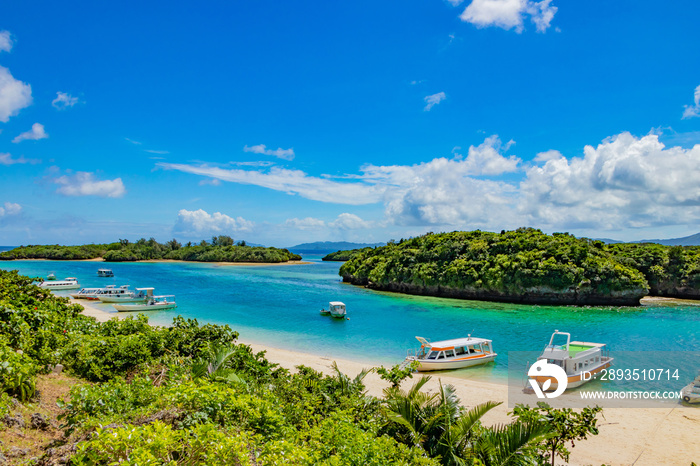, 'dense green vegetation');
322,247,373,261
0,236,301,263
0,269,604,464
340,228,650,305
605,243,700,299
